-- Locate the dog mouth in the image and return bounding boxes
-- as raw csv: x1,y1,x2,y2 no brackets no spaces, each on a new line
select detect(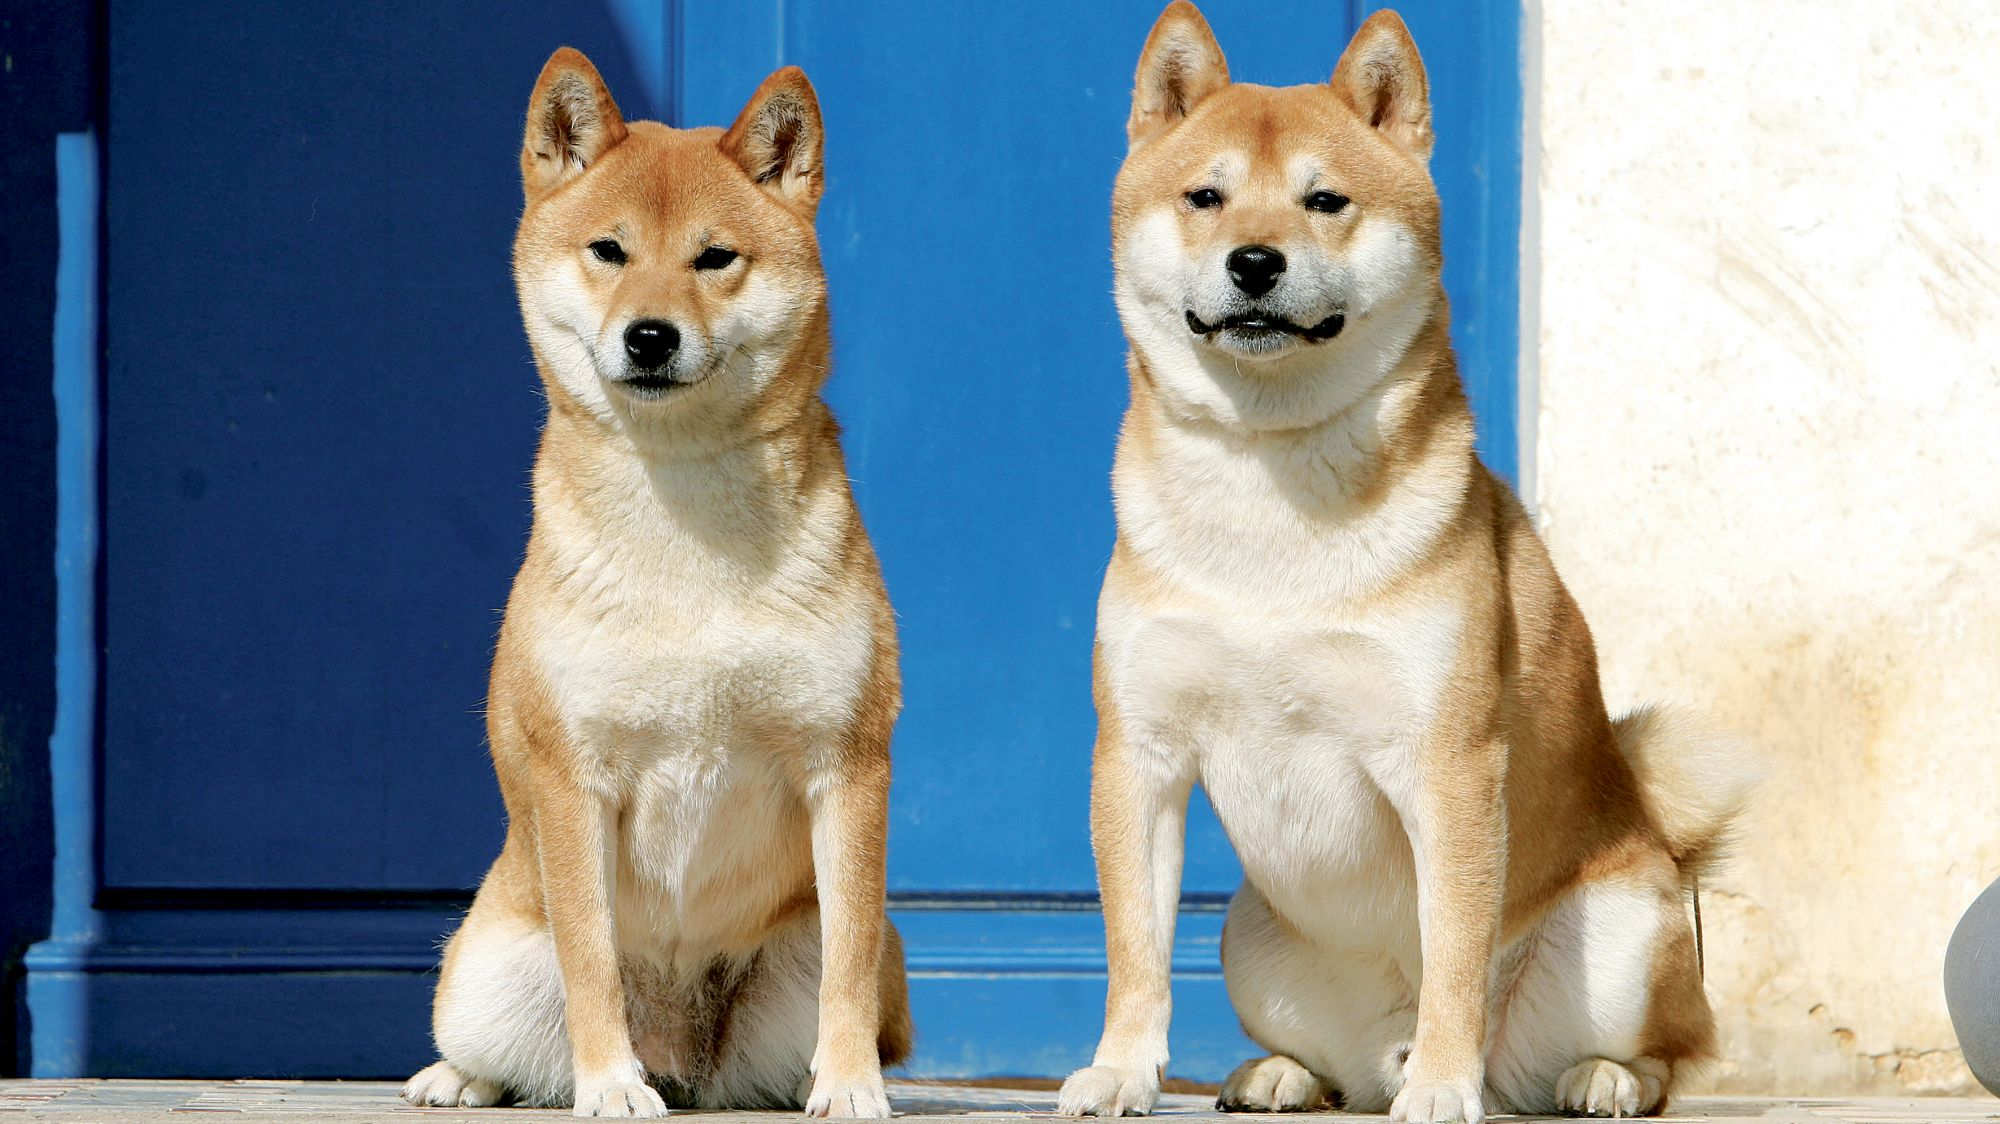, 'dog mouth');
1185,308,1346,343
605,341,744,399
612,371,684,395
